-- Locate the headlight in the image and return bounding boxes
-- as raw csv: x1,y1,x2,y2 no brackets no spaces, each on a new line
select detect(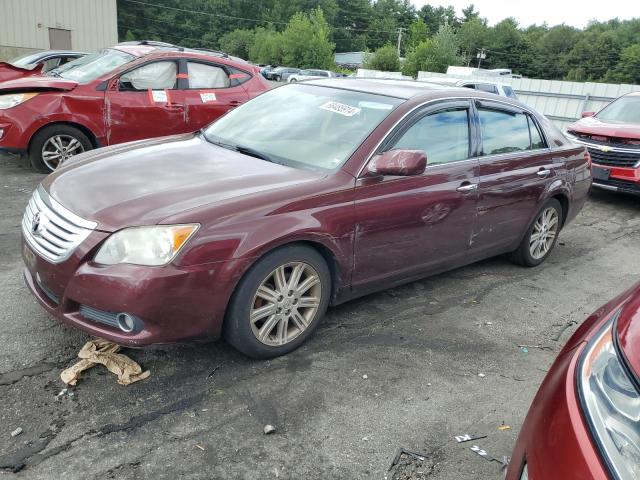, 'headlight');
0,92,38,109
94,224,199,266
577,314,640,479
